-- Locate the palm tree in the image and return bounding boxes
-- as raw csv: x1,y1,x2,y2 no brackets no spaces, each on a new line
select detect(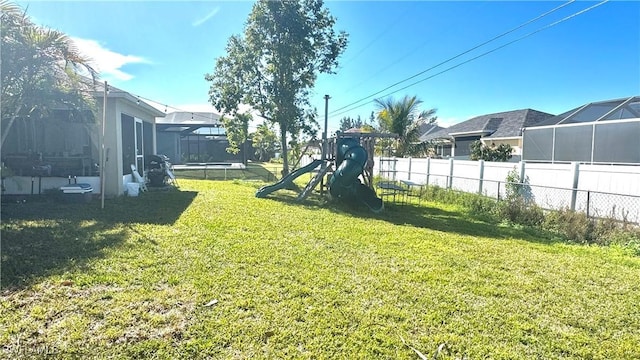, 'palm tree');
375,95,437,157
1,0,98,150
